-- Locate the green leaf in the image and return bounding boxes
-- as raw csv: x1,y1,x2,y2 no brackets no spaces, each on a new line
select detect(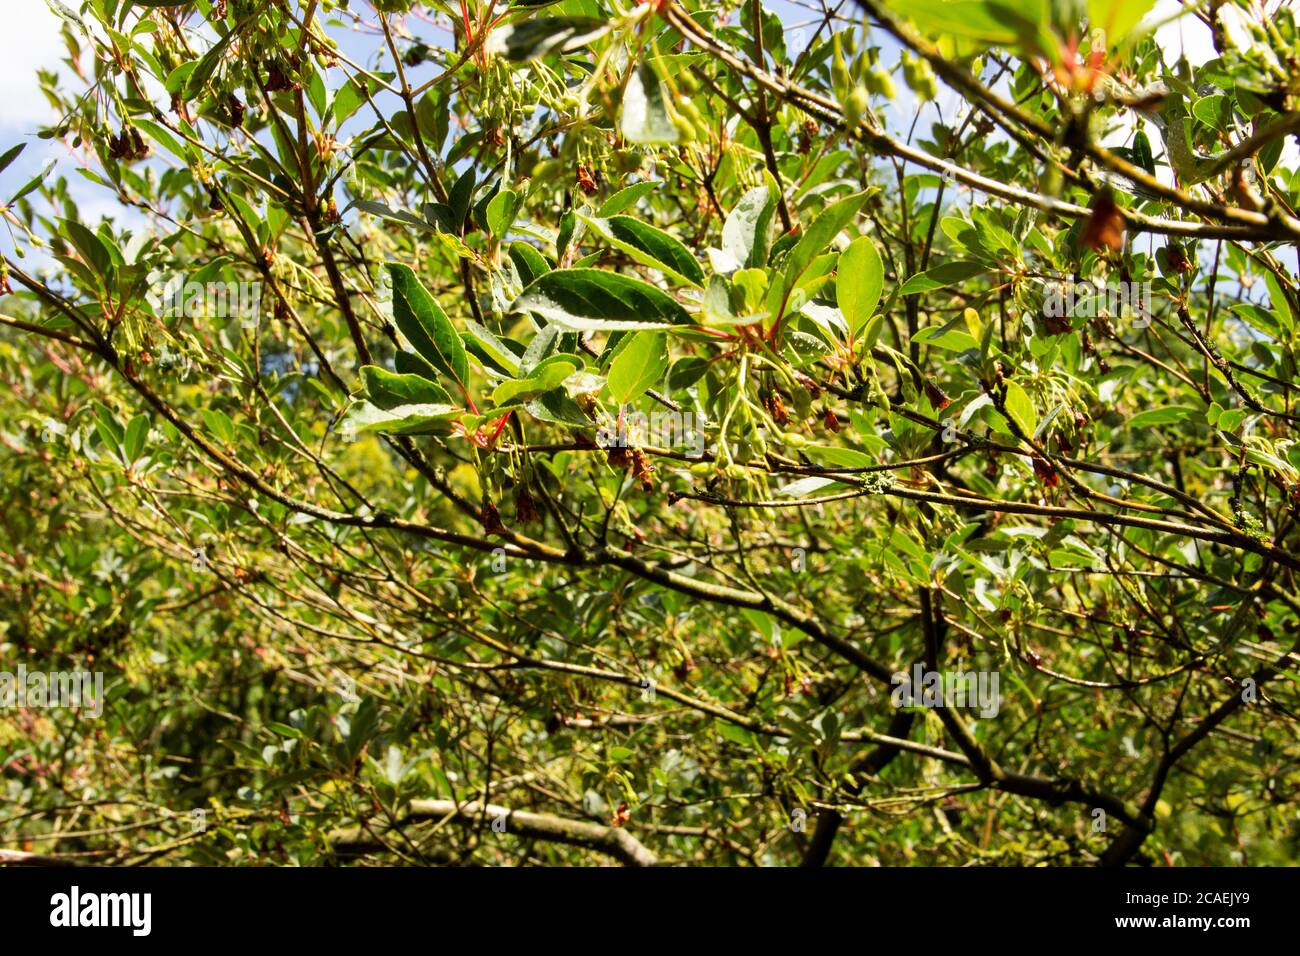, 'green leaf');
394,350,440,380
836,235,884,336
1245,448,1293,476
61,219,112,278
621,61,679,144
162,60,198,95
556,210,579,261
881,0,1027,50
511,268,691,331
414,88,450,152
579,214,704,287
181,30,233,100
607,331,668,405
485,16,610,61
1216,408,1247,433
347,200,429,230
1264,272,1295,335
913,318,979,352
123,414,149,462
597,181,658,217
1002,380,1037,436
361,366,454,409
1128,405,1197,429
509,241,552,286
1192,94,1229,132
1132,129,1155,175
803,446,877,468
0,144,24,177
486,188,520,237
520,324,559,374
767,190,868,320
90,403,121,449
525,388,591,426
1087,0,1156,41
344,400,460,436
133,119,187,162
668,356,709,390
491,355,581,407
462,321,521,376
778,476,843,497
345,698,381,763
386,263,469,392
332,77,369,125
701,275,758,327
899,261,986,295
448,168,477,229
716,722,755,747
8,160,53,204
721,185,777,272
201,409,236,444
